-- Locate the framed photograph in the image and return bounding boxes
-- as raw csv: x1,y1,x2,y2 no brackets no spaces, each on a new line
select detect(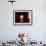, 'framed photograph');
13,10,32,25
